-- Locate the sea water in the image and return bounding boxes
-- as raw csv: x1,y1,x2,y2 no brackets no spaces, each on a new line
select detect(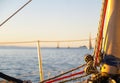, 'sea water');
0,47,93,83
